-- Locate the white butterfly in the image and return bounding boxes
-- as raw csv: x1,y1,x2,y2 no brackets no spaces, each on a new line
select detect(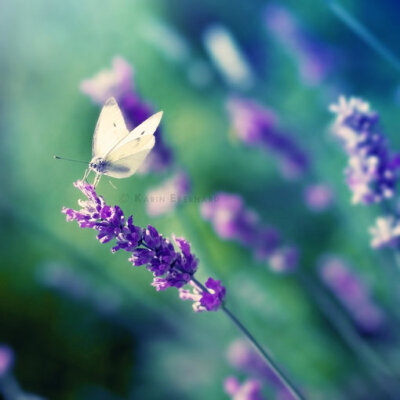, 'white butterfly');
83,97,163,186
